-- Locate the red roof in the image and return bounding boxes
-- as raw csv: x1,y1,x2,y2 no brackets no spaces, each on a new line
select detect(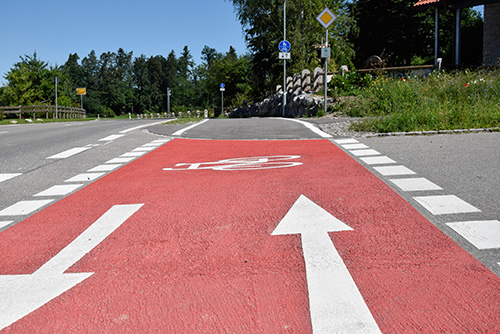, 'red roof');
414,0,441,6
